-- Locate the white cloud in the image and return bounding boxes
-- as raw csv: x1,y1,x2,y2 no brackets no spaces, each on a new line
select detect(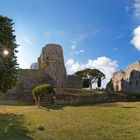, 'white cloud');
79,49,84,53
44,31,51,37
44,30,66,38
113,47,118,52
71,49,84,55
69,26,101,58
24,37,33,46
66,59,81,72
134,0,140,19
131,25,140,50
70,27,100,49
125,6,130,12
66,56,118,88
71,44,76,49
17,35,34,46
72,33,88,45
